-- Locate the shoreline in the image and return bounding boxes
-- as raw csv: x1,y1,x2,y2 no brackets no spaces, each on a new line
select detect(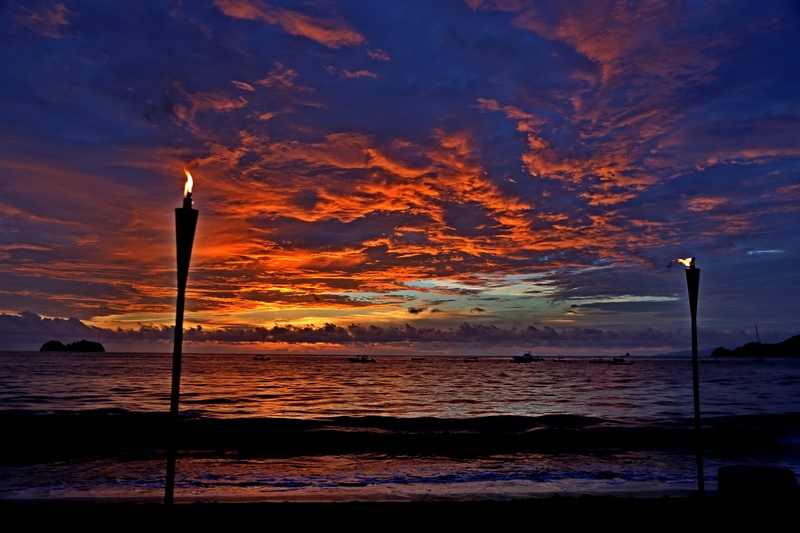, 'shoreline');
3,494,799,527
3,466,797,526
0,485,705,505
